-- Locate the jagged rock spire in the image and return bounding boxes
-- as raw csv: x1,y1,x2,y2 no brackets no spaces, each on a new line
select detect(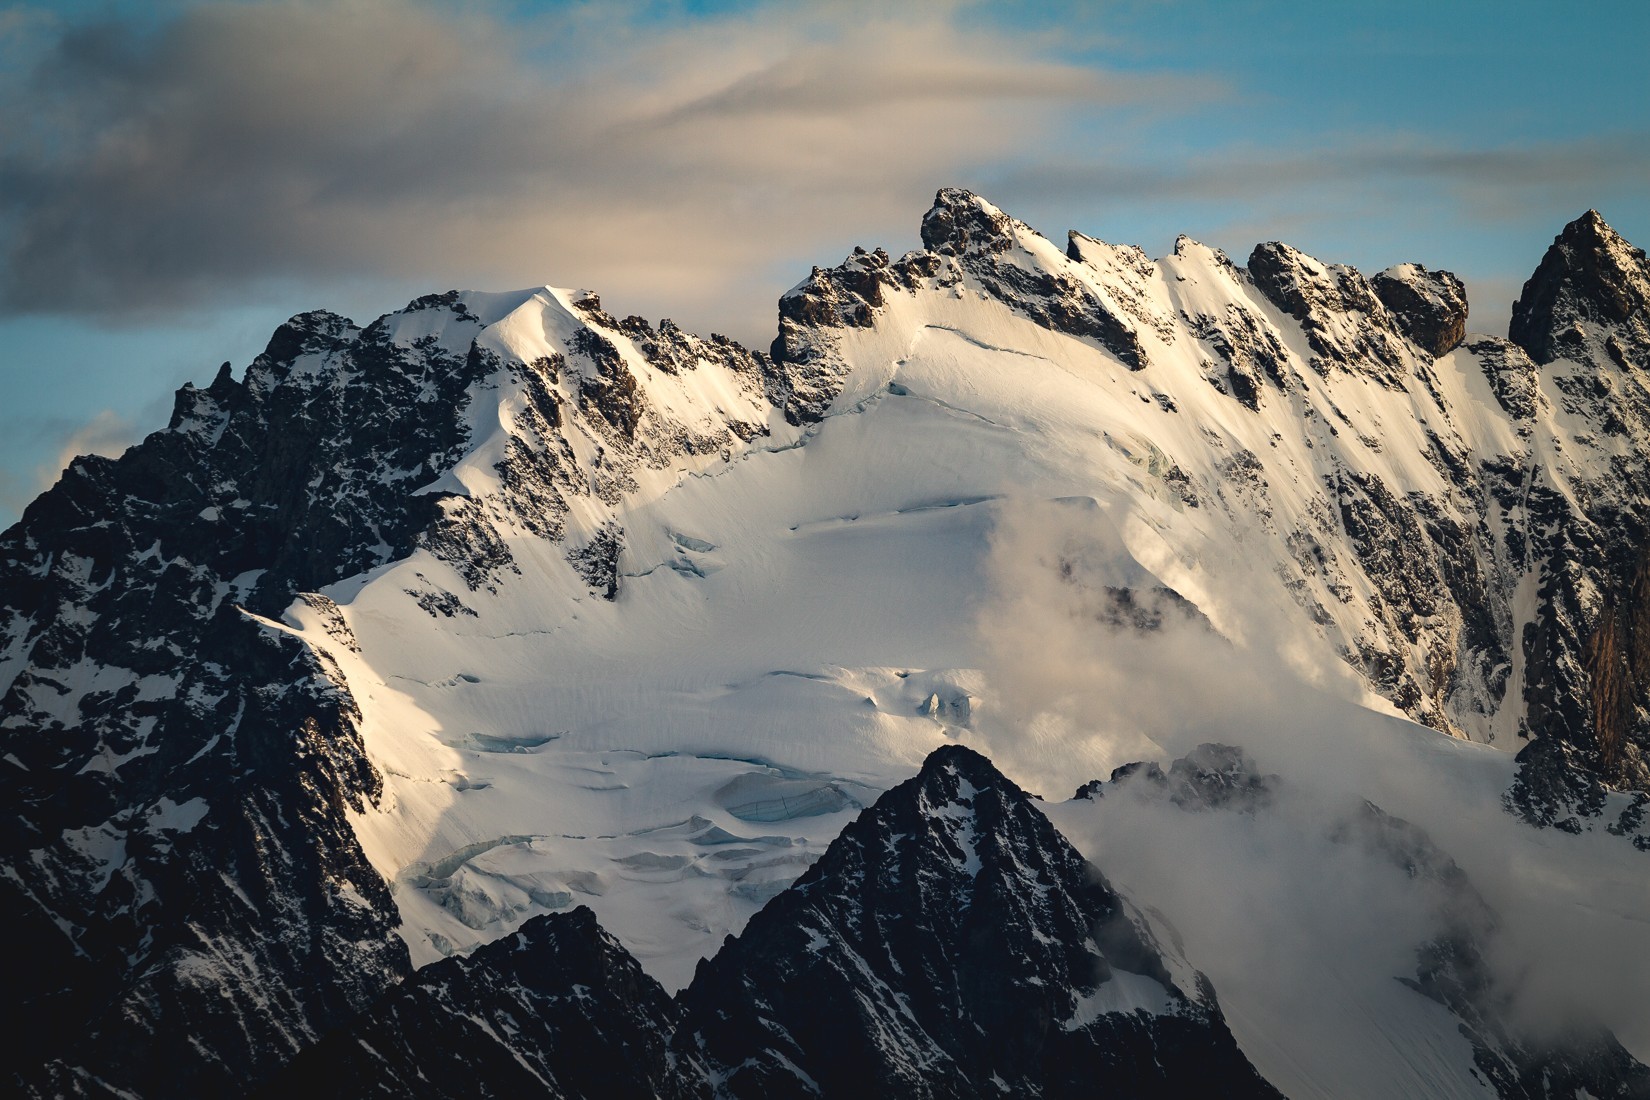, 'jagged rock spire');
920,187,1016,256
1510,209,1650,367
